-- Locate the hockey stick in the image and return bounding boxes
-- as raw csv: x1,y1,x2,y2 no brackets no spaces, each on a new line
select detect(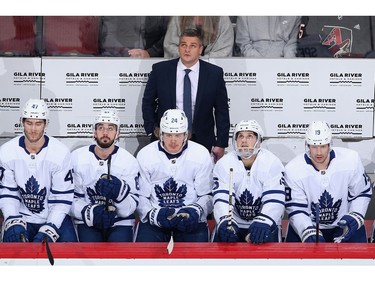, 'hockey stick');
227,168,234,229
43,236,54,266
167,230,174,254
105,154,112,211
315,202,320,243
